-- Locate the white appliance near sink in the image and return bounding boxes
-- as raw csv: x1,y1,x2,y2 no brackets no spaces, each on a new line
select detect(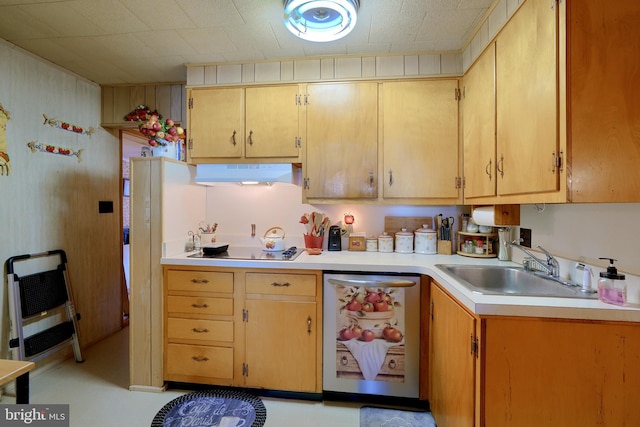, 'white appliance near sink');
323,272,421,399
